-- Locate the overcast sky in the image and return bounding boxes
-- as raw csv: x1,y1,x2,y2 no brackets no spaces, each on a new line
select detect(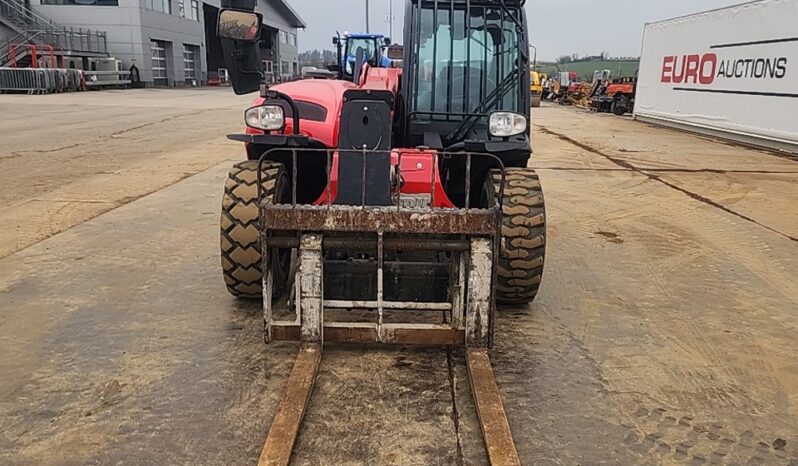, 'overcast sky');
287,0,744,60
